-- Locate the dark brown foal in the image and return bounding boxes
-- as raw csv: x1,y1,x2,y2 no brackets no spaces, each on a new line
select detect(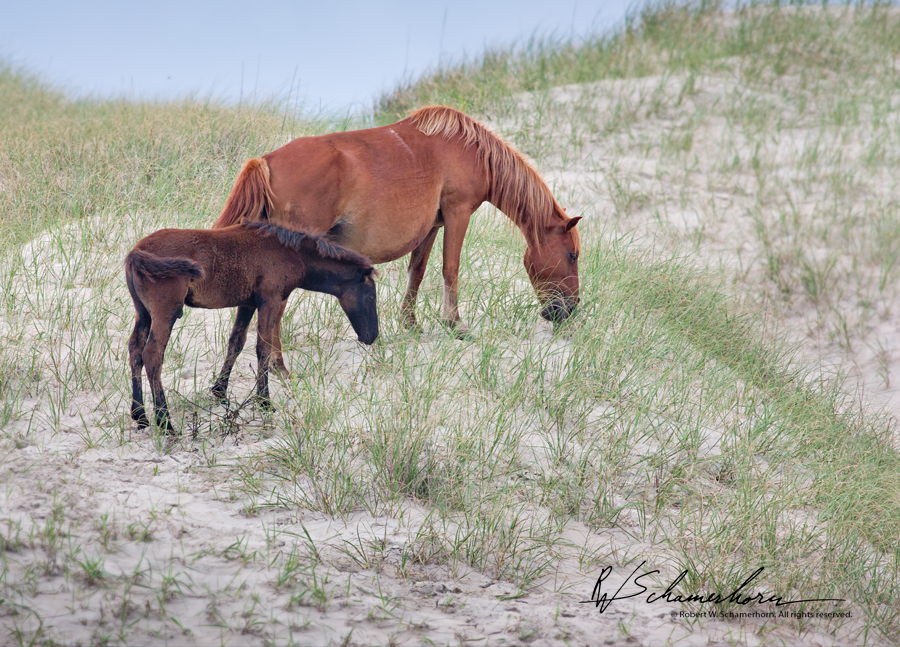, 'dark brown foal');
125,221,378,433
